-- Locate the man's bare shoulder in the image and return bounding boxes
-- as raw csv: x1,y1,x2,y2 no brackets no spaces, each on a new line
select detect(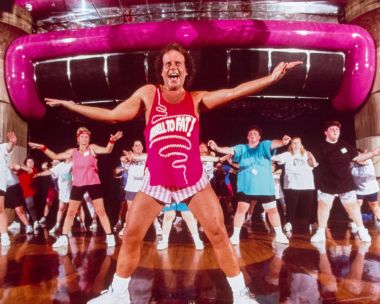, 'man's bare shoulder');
190,90,208,102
